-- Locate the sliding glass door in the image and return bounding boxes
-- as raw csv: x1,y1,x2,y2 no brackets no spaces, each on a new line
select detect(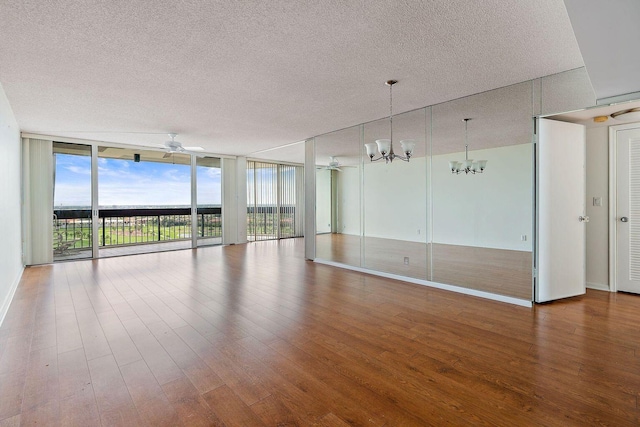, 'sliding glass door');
47,141,227,261
247,160,304,241
53,142,93,261
97,146,192,257
247,161,278,240
196,156,222,247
